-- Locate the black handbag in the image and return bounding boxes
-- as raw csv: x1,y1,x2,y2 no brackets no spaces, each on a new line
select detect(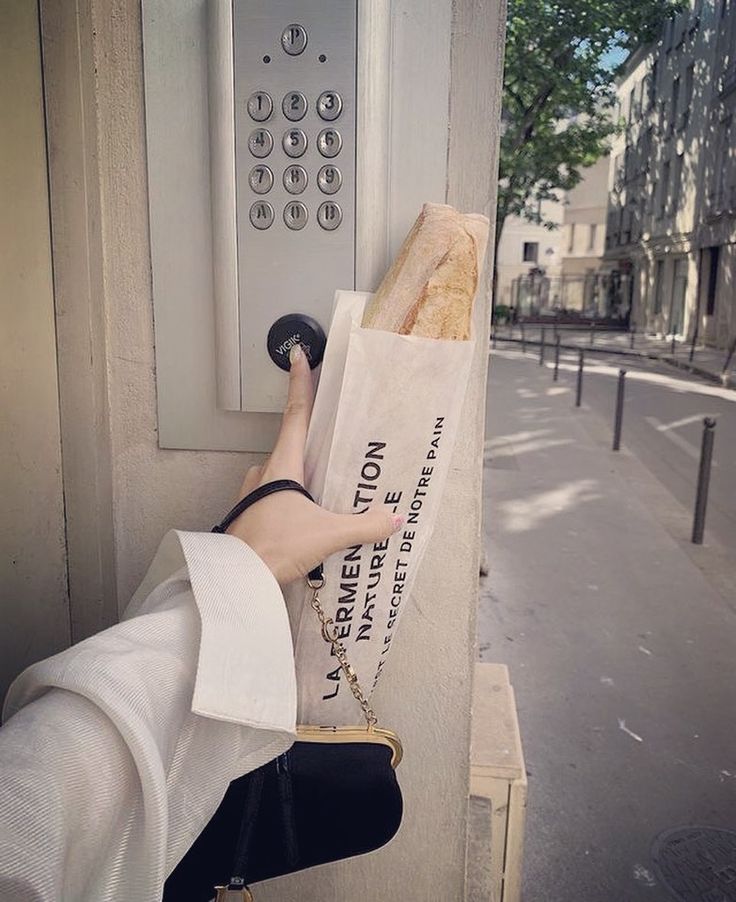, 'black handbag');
163,480,403,901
